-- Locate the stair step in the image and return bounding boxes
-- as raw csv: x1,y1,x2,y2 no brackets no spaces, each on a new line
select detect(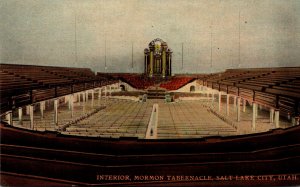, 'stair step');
147,90,166,93
147,96,165,99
